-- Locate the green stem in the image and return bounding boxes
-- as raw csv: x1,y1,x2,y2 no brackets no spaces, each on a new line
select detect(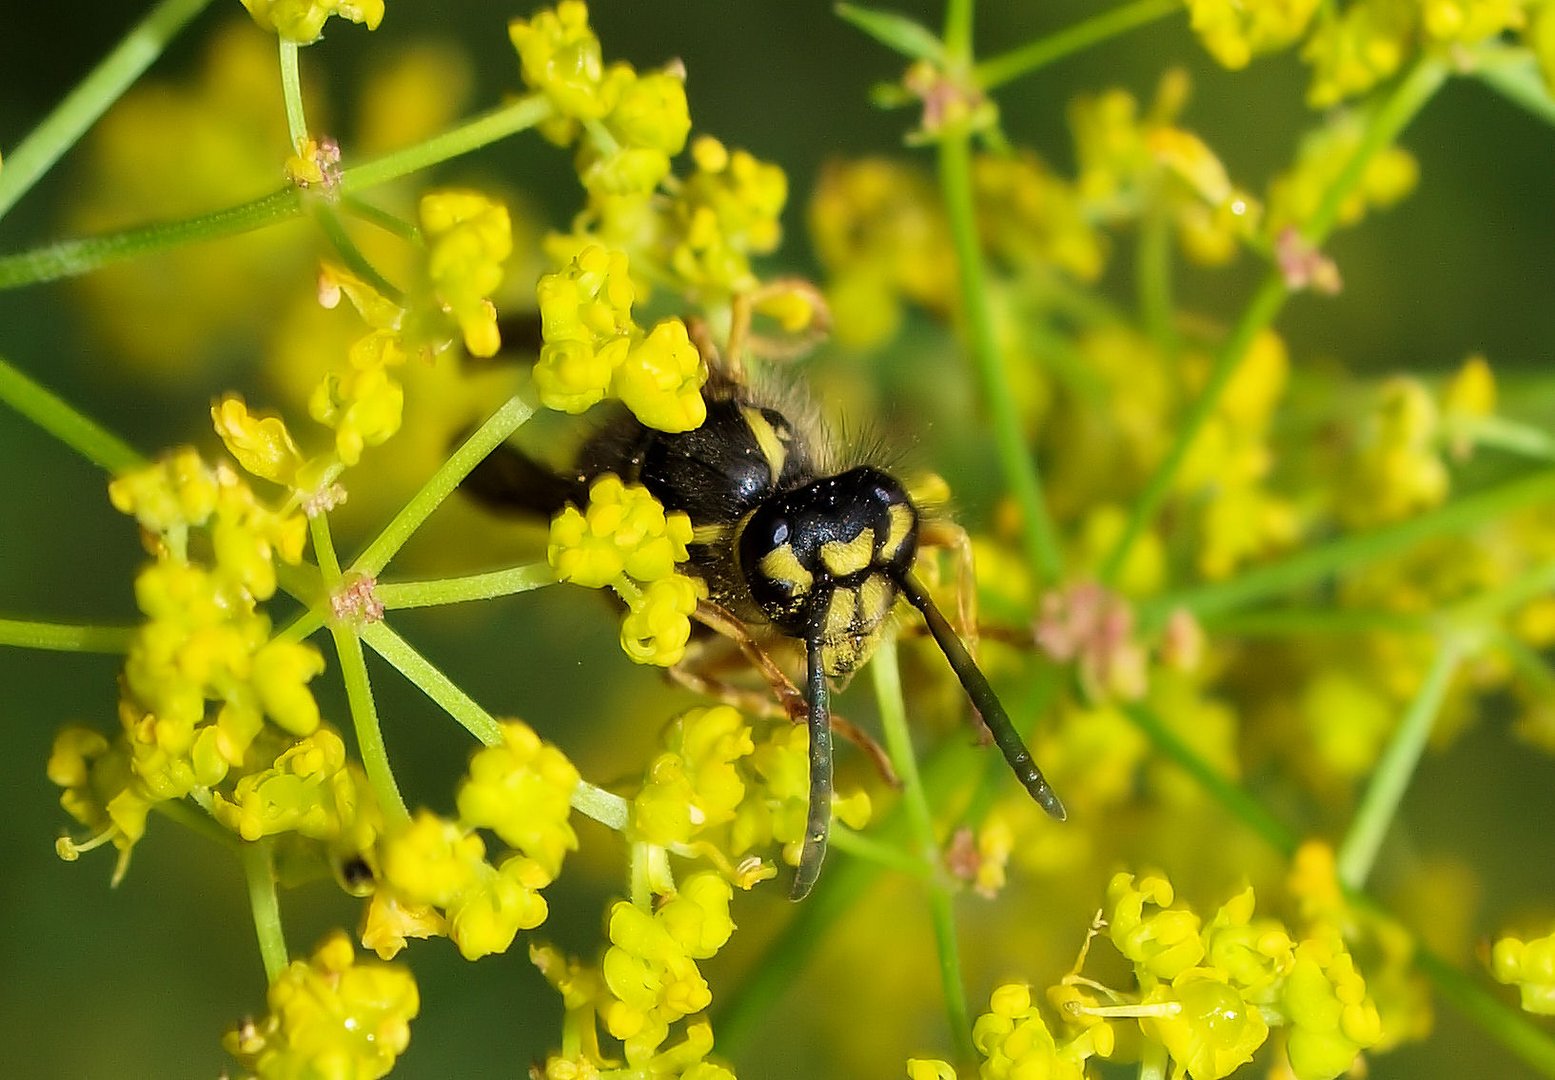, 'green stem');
351,391,535,576
828,824,931,878
1335,639,1462,890
1415,946,1555,1077
332,623,408,825
337,94,554,194
873,635,975,1064
375,562,555,609
974,0,1181,91
341,195,420,242
312,205,404,303
1137,200,1178,355
1138,1041,1169,1080
357,620,503,746
938,133,1065,584
1464,415,1555,462
572,778,631,832
0,0,214,223
1100,57,1449,585
1471,45,1555,130
1200,608,1426,638
278,40,307,148
943,0,974,63
1138,469,1555,628
0,95,553,291
241,838,289,983
0,354,144,472
0,617,135,652
1122,701,1298,854
312,514,409,826
152,797,239,849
